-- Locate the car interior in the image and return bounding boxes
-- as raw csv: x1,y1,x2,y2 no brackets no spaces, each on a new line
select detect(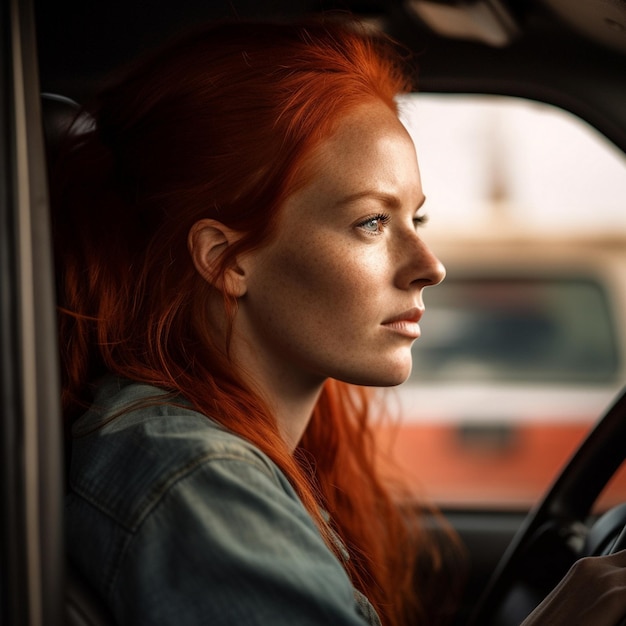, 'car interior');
2,0,626,625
